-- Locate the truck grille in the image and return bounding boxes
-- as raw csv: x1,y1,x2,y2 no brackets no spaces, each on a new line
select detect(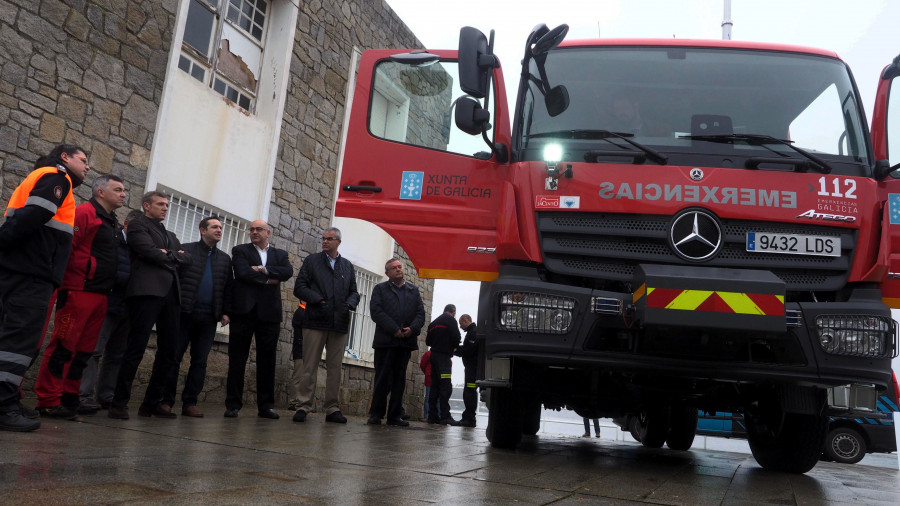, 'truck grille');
537,212,855,291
